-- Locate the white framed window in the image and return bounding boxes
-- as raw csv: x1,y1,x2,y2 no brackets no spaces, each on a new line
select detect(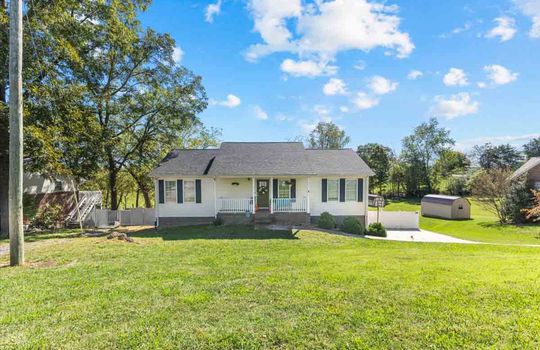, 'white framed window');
184,180,196,203
327,179,339,201
345,179,357,201
278,180,291,199
165,180,176,203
